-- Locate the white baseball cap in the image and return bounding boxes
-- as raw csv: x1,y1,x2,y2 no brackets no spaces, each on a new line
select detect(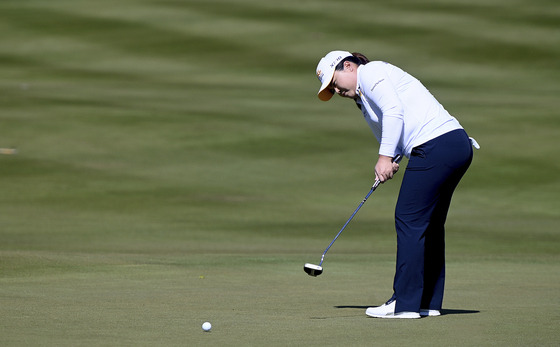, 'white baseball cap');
316,50,353,101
